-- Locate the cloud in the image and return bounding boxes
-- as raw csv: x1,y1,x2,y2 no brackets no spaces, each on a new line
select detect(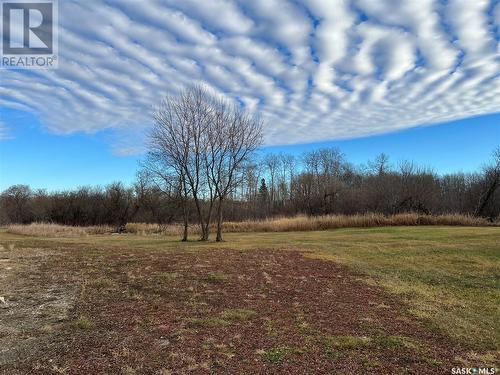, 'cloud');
0,0,499,153
0,121,13,140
